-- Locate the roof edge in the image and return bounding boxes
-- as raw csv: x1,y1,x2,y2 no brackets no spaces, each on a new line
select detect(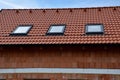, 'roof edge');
0,43,120,46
